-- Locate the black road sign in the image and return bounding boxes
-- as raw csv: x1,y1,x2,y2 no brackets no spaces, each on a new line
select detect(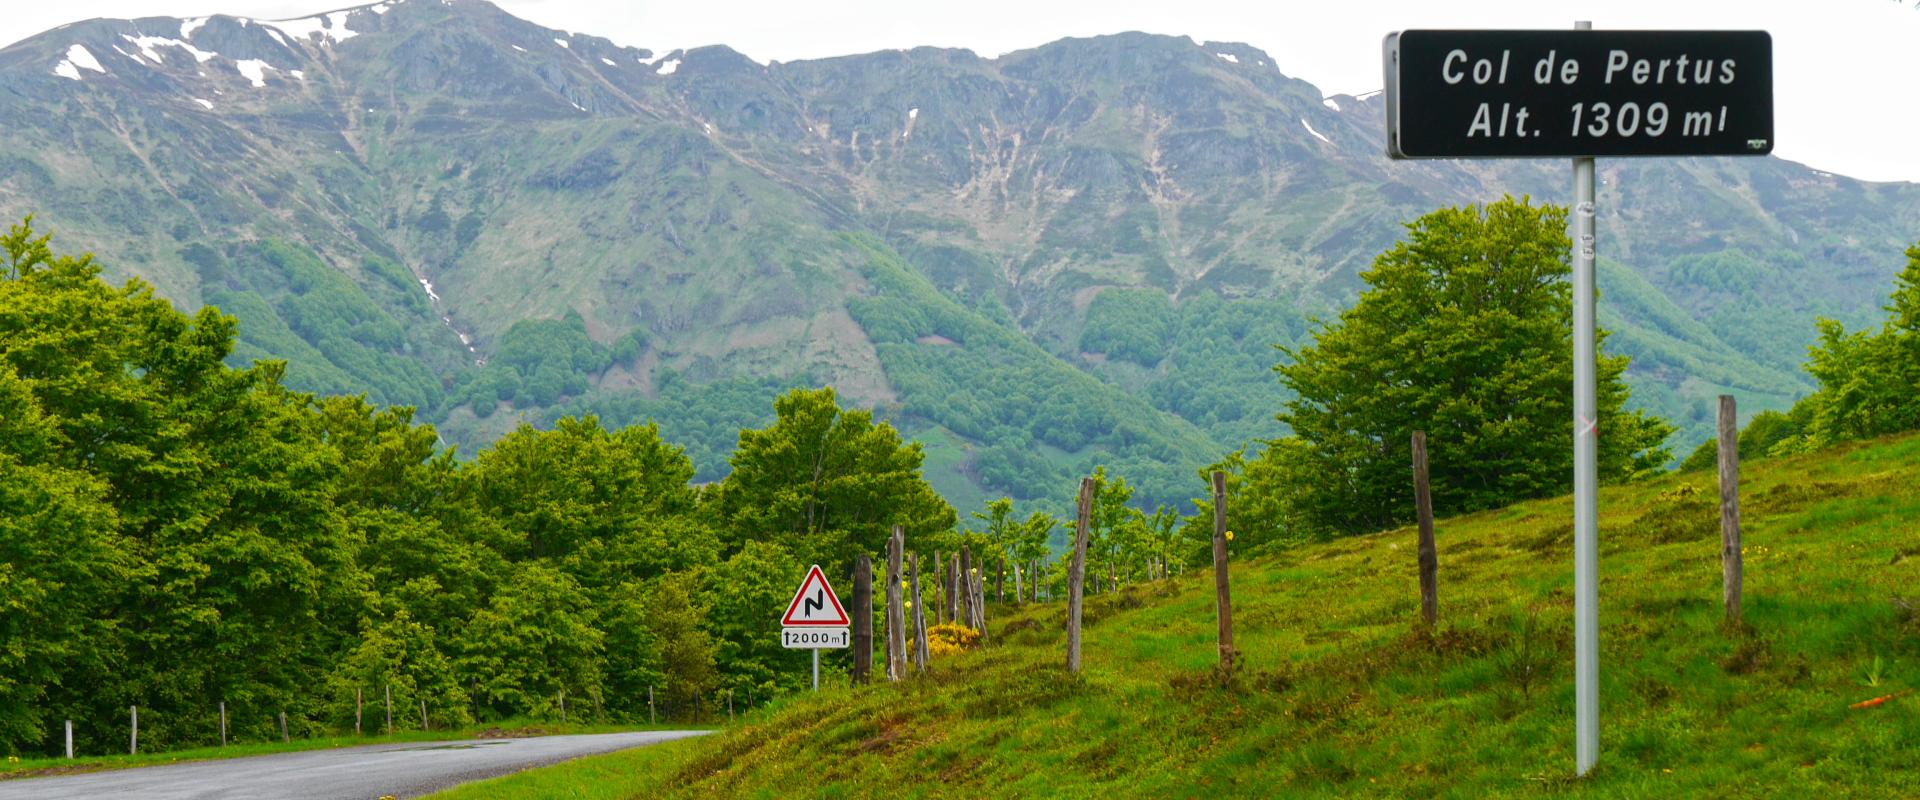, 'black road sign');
1385,30,1772,159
